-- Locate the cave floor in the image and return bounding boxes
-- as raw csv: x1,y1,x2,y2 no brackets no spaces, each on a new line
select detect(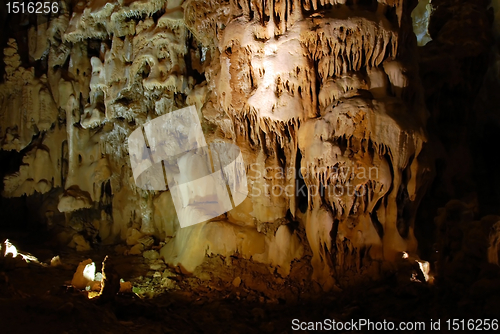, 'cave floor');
0,230,499,333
